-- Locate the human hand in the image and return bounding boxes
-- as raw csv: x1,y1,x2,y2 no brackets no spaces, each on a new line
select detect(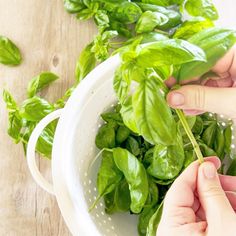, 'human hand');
166,45,236,119
157,157,236,236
